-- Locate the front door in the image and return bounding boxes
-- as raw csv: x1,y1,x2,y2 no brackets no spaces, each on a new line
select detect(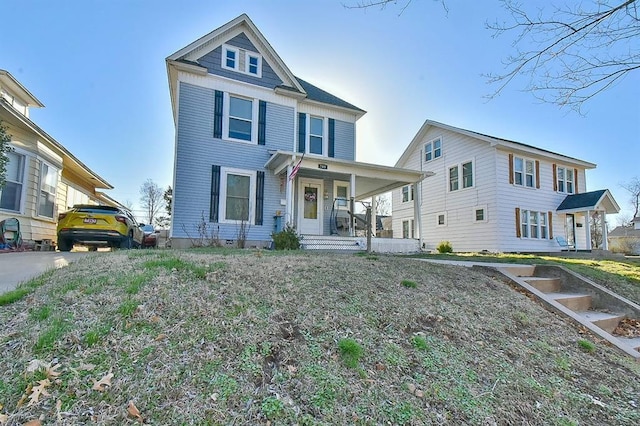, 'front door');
565,214,576,249
298,178,323,235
